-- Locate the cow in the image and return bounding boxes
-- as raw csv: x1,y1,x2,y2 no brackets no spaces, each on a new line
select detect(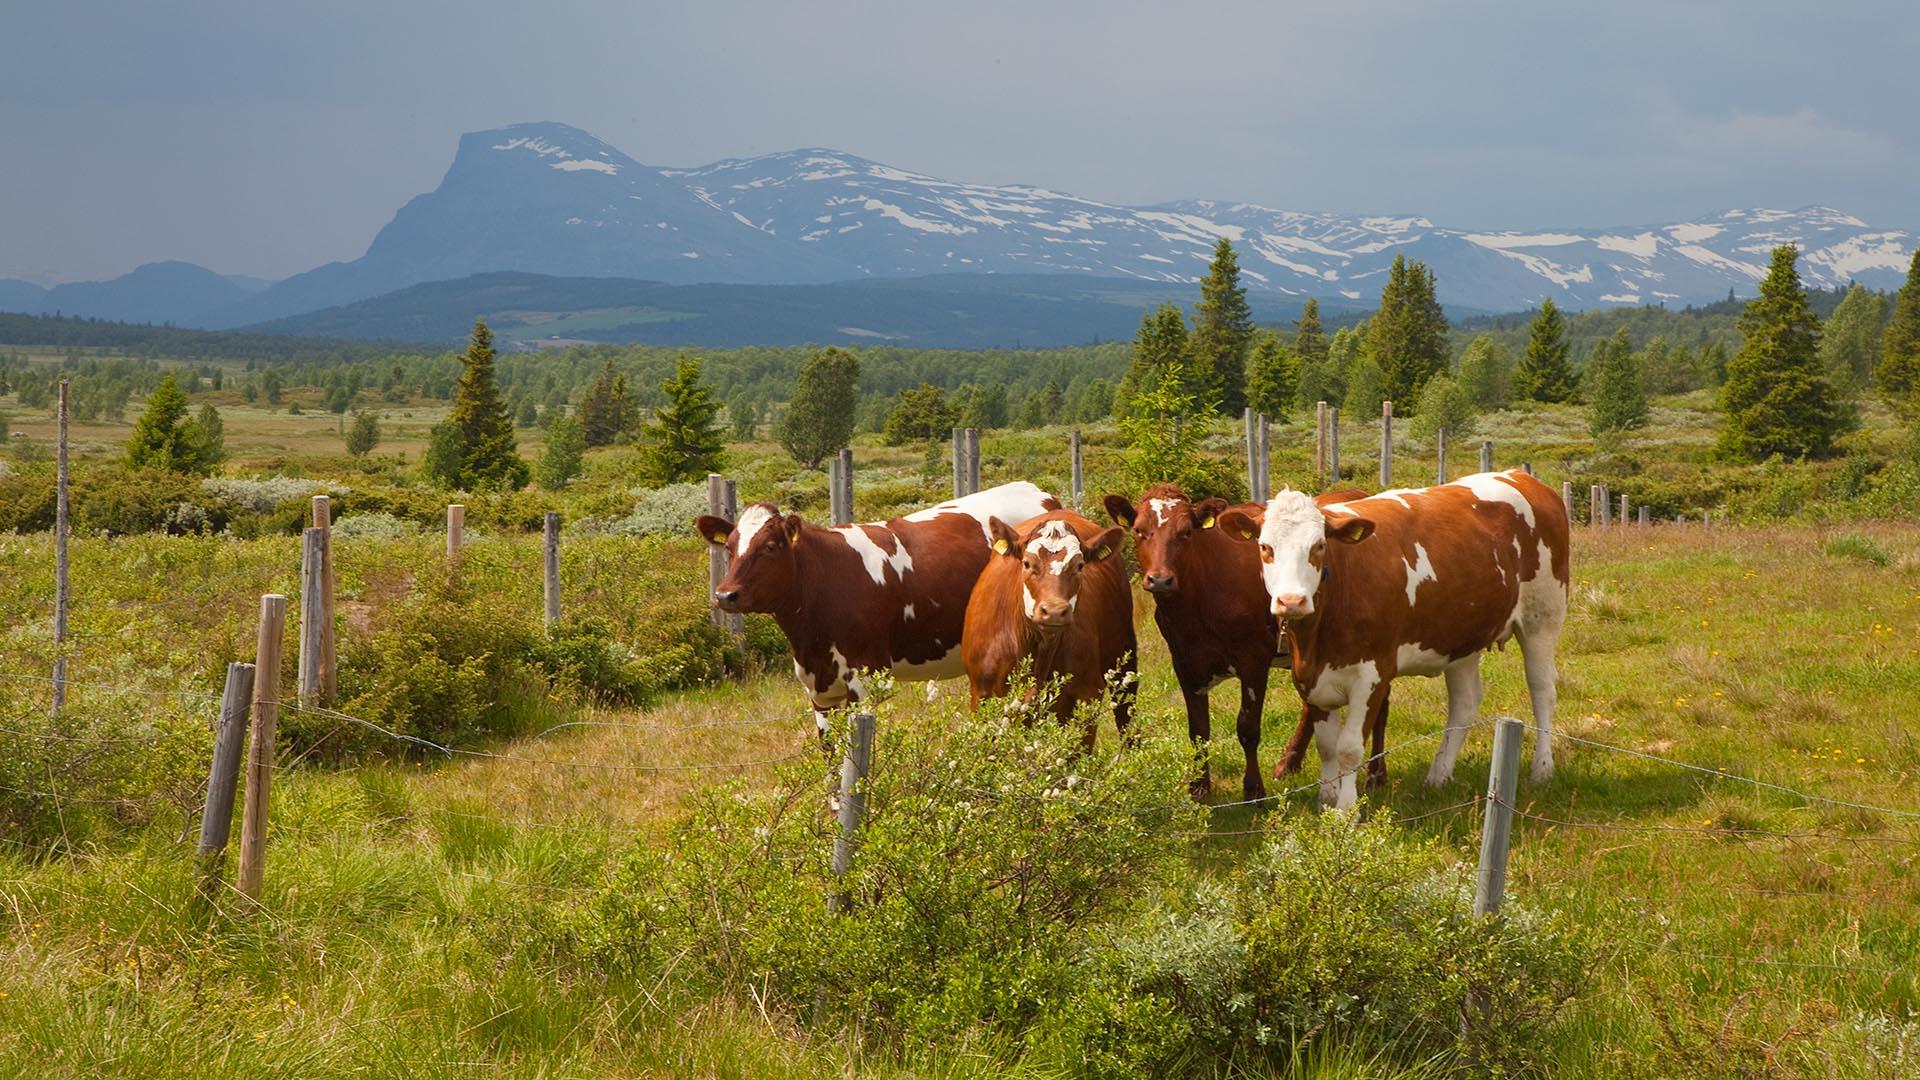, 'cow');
1105,485,1387,801
961,511,1137,745
1216,470,1570,811
696,481,1059,726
